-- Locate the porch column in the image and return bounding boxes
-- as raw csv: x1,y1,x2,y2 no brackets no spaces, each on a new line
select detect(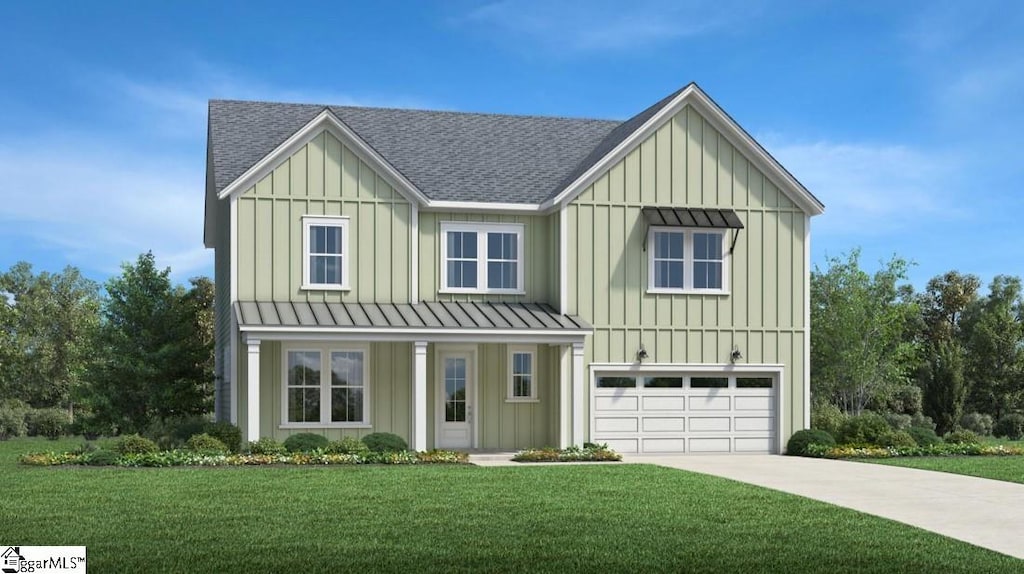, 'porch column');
245,336,261,442
572,341,585,446
559,345,571,448
413,341,428,452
